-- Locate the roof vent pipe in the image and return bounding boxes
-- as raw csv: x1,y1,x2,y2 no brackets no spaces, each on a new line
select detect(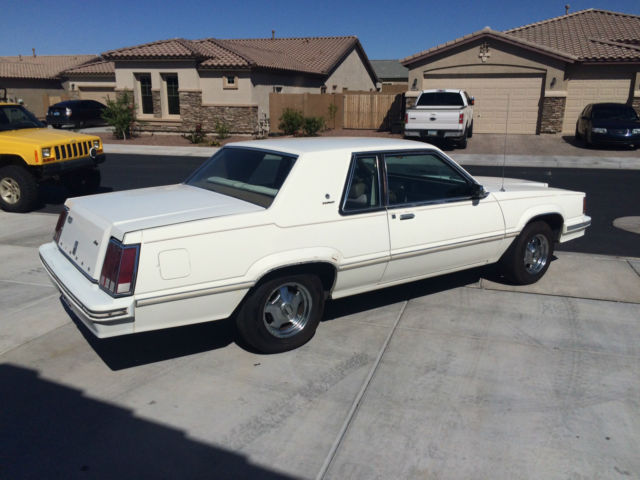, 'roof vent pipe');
272,30,275,40
32,48,36,57
565,4,570,15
